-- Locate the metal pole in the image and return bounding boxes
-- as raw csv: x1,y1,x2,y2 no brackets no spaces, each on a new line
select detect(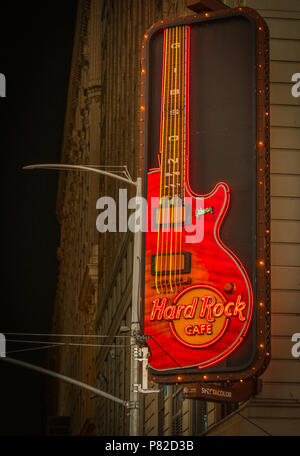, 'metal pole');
129,177,142,436
1,356,128,407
